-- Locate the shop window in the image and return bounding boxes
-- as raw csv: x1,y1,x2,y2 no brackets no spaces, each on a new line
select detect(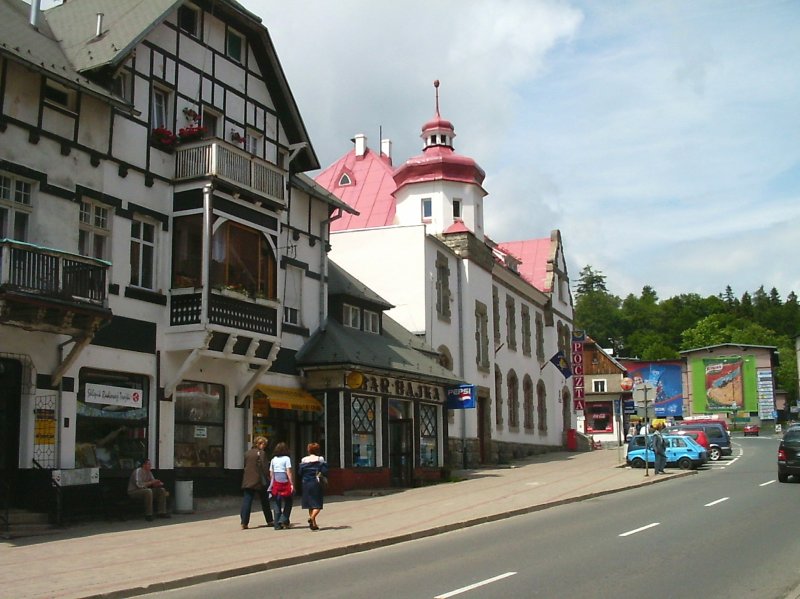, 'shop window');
130,218,157,290
174,382,225,468
0,173,32,241
351,395,376,467
171,214,202,288
211,219,277,299
420,404,438,467
75,369,149,470
586,401,613,433
79,199,110,260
